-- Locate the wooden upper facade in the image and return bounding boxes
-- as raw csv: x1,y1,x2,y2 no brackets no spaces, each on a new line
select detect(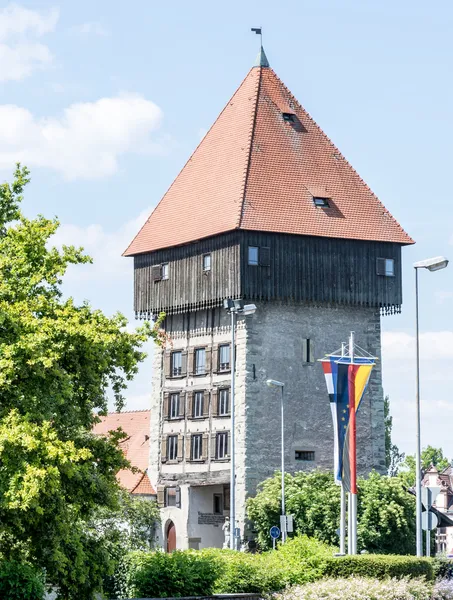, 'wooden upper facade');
133,230,402,317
